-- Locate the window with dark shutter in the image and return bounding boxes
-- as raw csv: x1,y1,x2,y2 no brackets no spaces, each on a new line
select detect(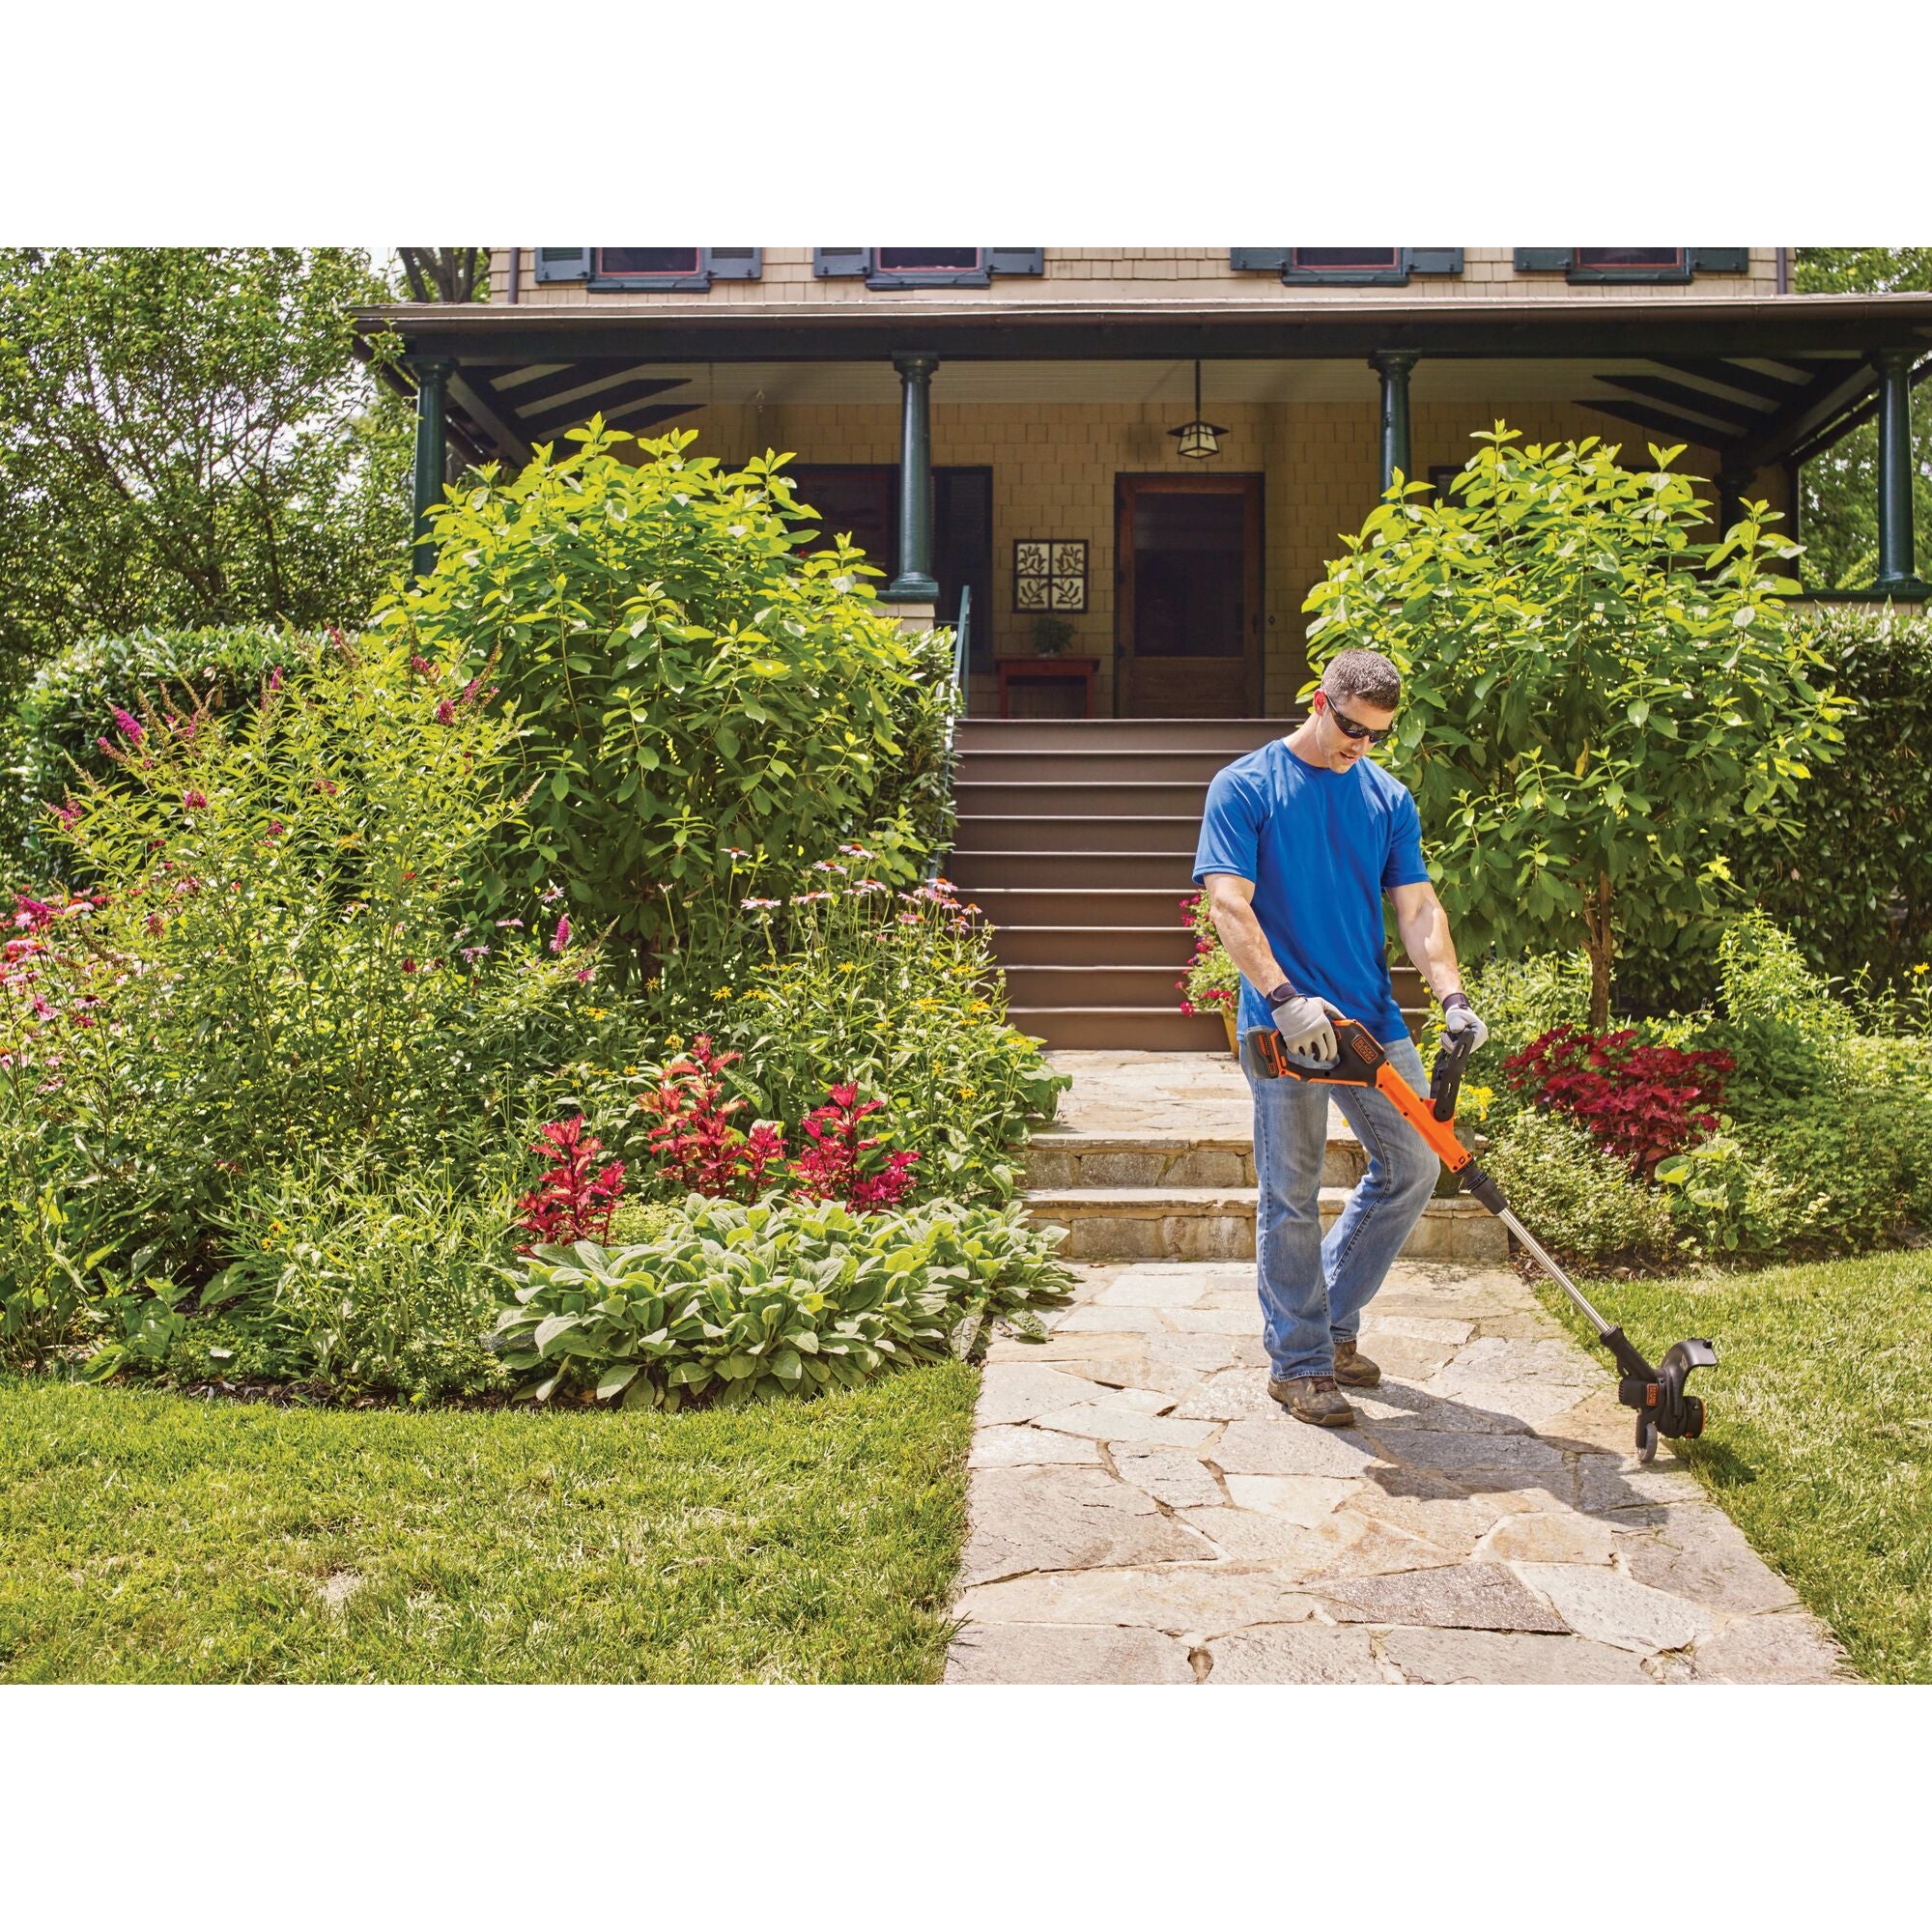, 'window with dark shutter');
1577,247,1684,273
601,247,701,276
1294,248,1400,272
877,247,981,273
